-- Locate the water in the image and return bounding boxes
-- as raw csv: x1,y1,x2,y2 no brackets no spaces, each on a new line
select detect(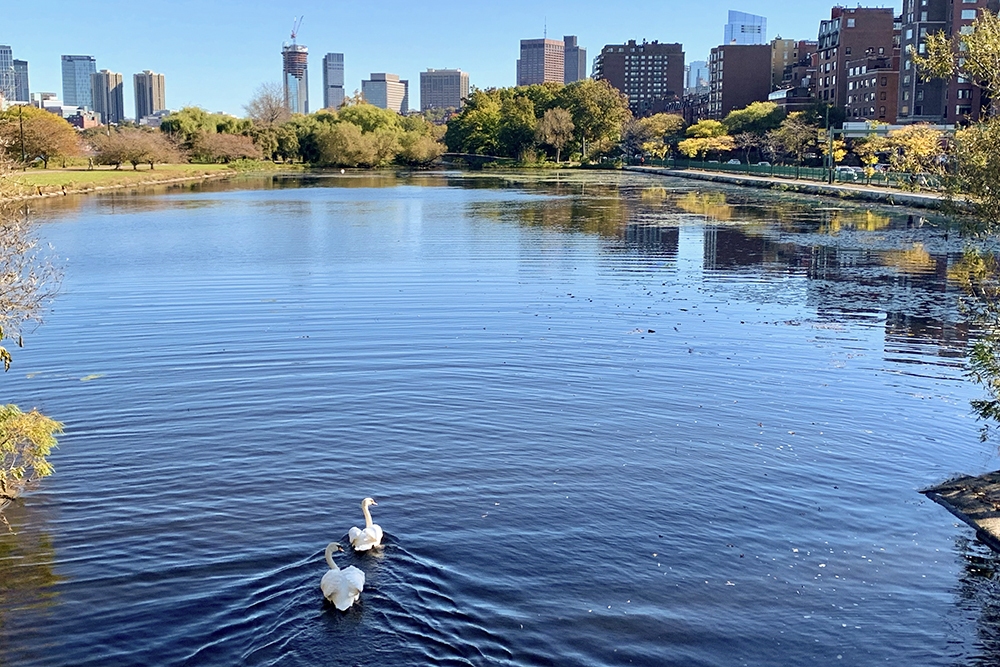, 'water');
1,170,998,666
